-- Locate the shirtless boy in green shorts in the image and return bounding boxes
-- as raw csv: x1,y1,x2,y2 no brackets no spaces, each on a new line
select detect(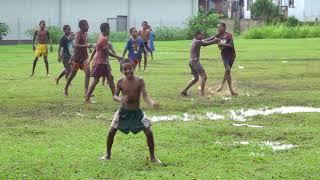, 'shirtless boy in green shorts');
100,60,161,164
